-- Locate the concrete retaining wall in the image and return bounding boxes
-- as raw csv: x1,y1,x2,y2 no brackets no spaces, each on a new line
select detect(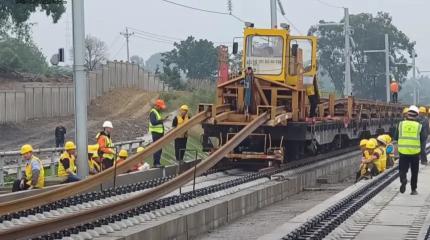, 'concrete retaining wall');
0,61,167,124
